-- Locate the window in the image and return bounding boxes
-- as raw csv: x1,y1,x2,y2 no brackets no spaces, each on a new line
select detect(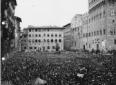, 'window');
55,34,57,37
100,30,102,35
51,39,53,42
29,29,31,32
44,39,46,42
38,40,41,42
86,33,87,37
30,47,32,49
75,42,76,46
114,29,116,35
55,39,57,42
35,39,37,43
111,10,115,16
94,31,96,36
103,29,106,35
52,46,55,49
51,34,53,37
35,34,38,37
34,47,37,49
92,32,93,36
47,39,49,42
24,47,26,49
59,34,62,37
24,35,27,38
97,31,99,35
35,29,37,32
112,20,115,23
47,46,50,49
29,40,31,43
103,11,105,16
29,34,31,37
99,13,102,18
39,34,41,37
114,39,116,44
89,32,91,37
59,39,62,42
47,34,49,37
